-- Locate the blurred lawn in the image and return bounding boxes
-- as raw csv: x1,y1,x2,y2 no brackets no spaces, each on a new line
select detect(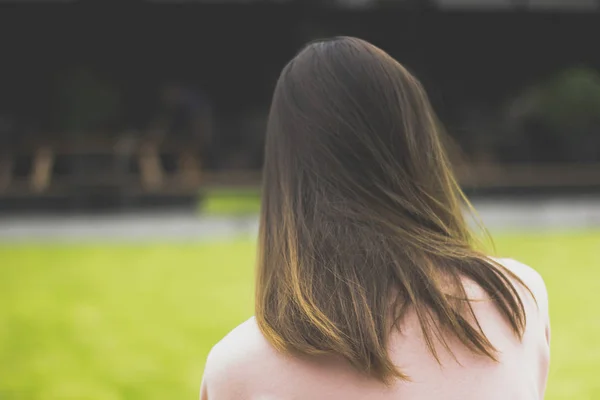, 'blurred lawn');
0,232,599,399
199,190,261,215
